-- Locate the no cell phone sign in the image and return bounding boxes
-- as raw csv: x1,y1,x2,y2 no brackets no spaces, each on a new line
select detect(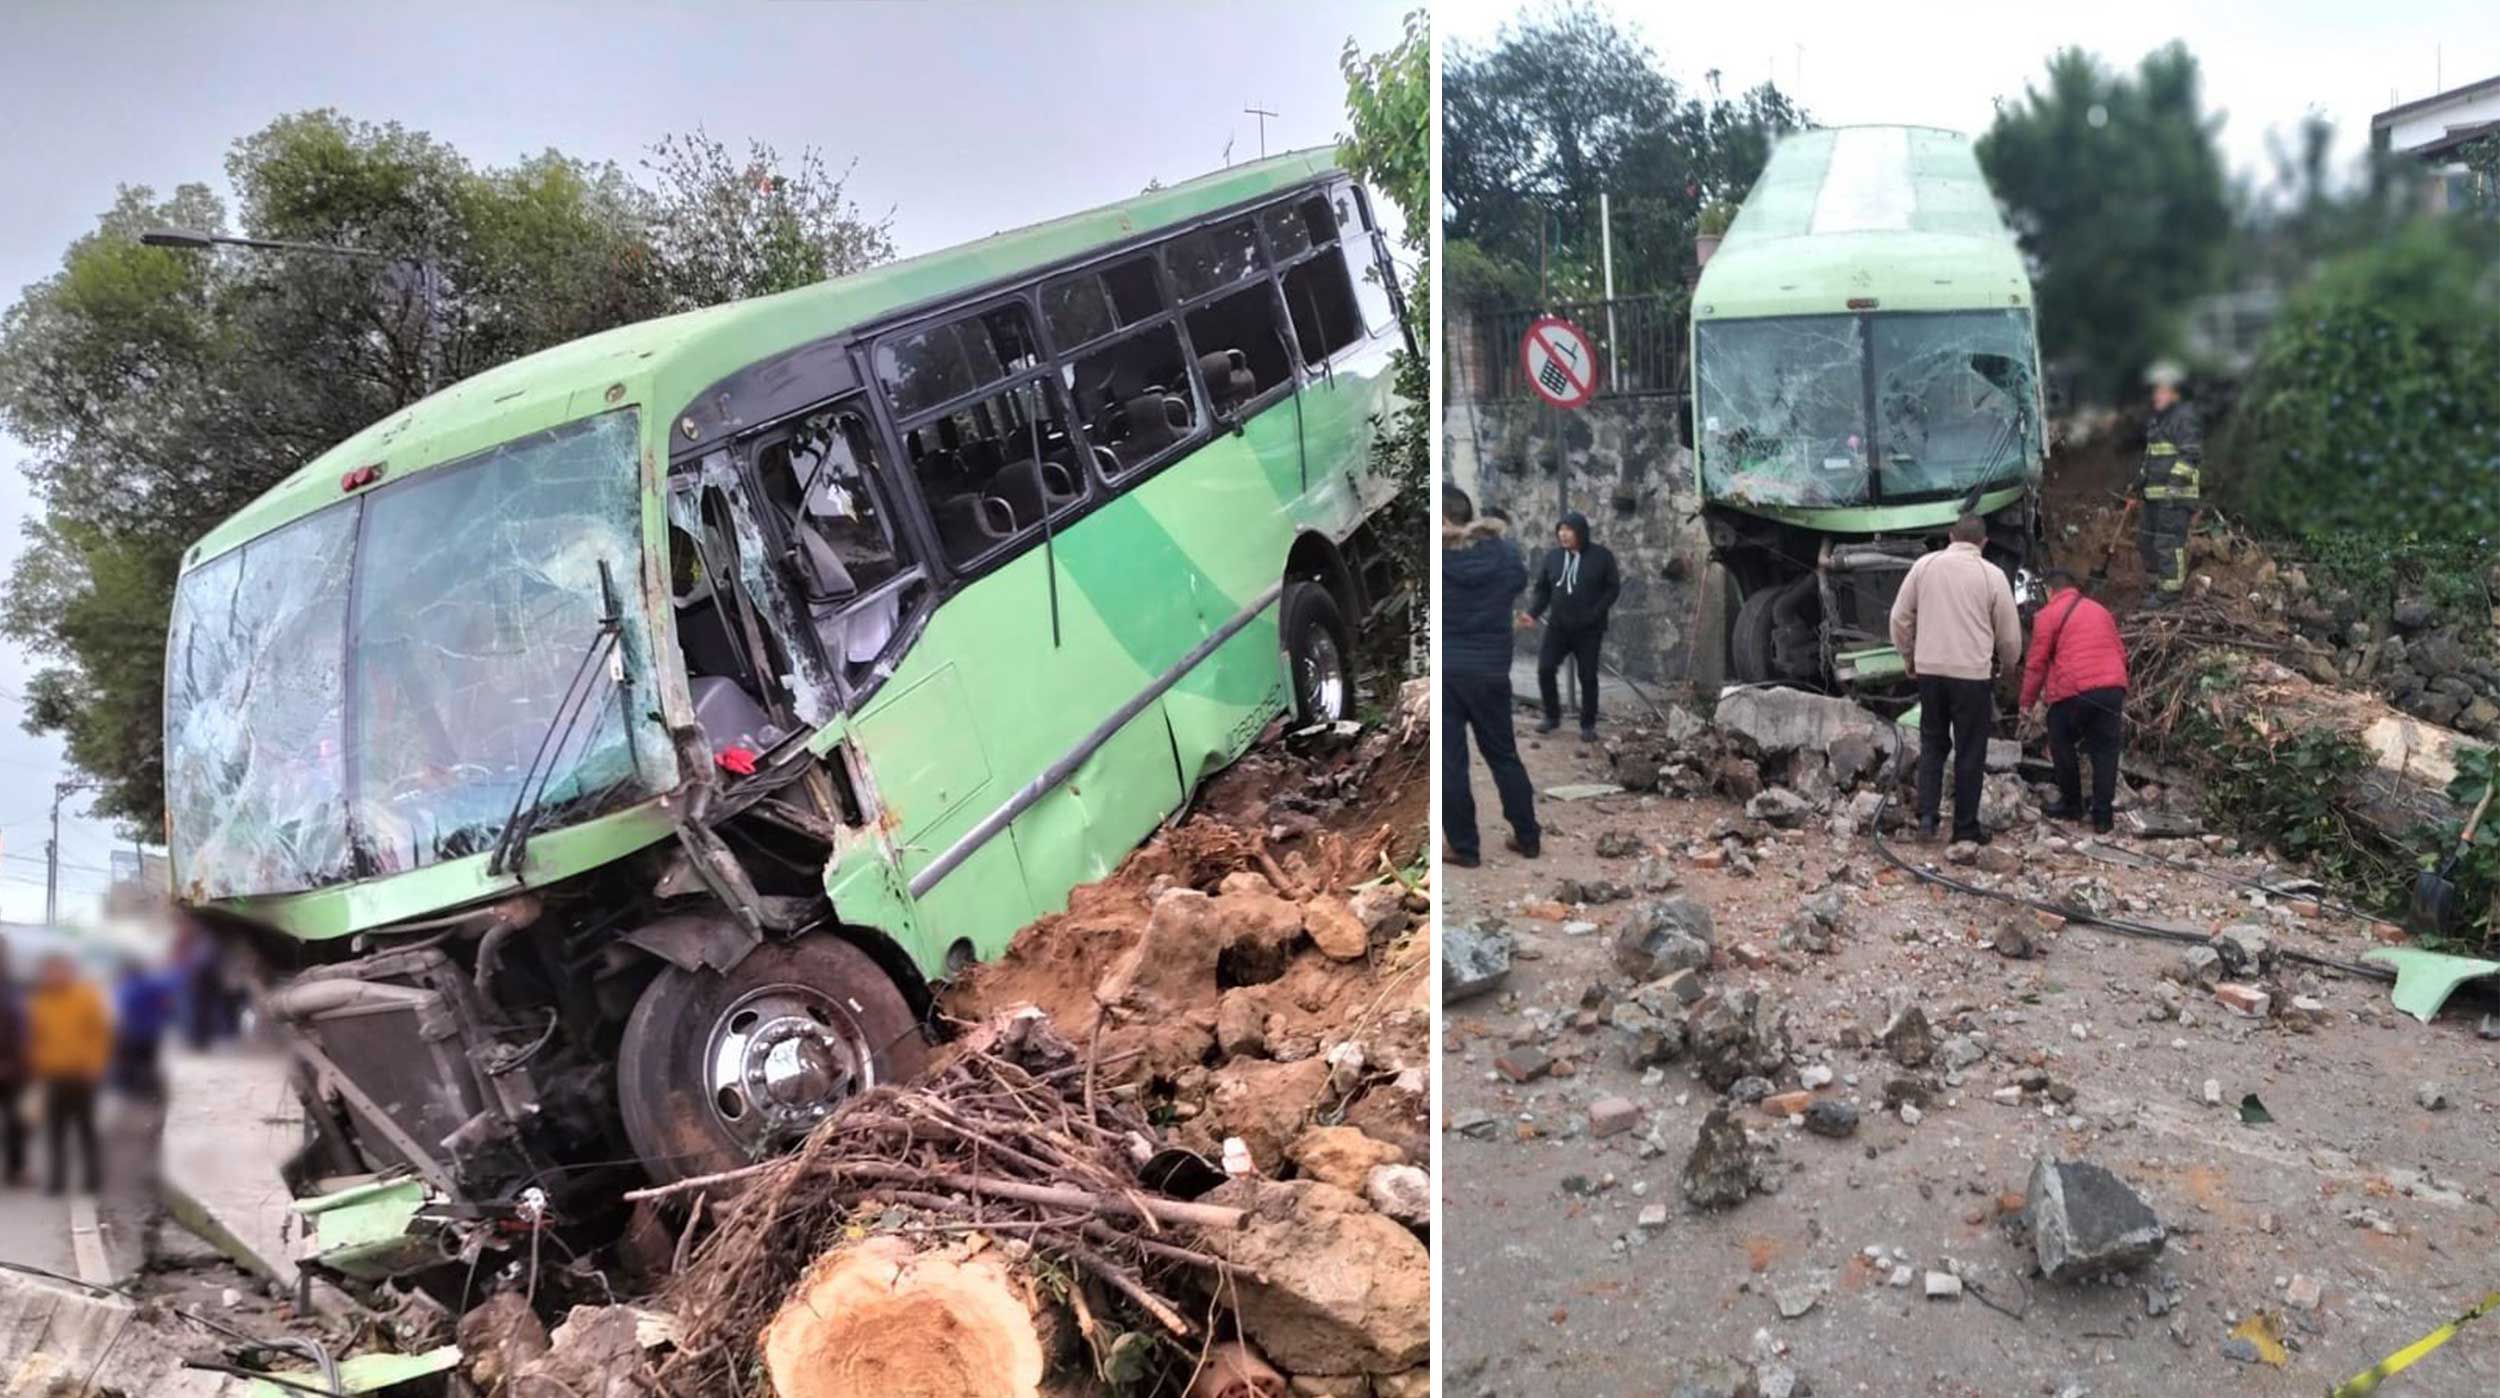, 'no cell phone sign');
1520,315,1599,410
